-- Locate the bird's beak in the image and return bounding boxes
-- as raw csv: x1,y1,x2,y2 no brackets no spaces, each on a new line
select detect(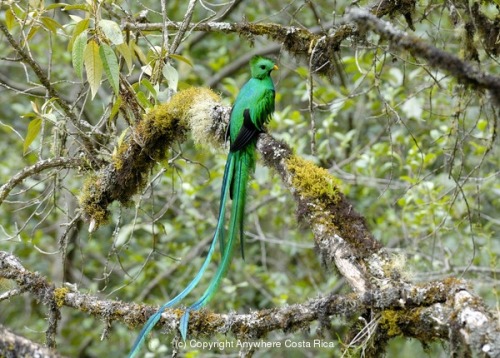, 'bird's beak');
273,64,279,71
